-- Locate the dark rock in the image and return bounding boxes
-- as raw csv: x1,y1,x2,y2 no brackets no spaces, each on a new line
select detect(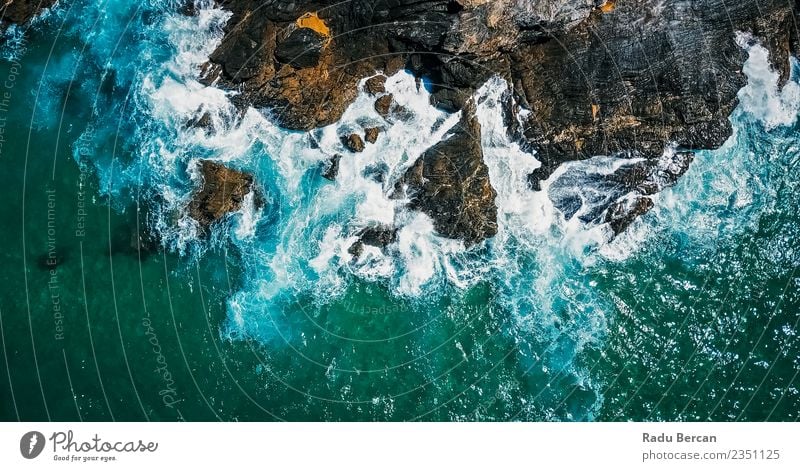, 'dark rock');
205,0,797,241
204,0,604,130
275,27,327,69
374,95,394,118
358,225,398,247
348,225,398,259
1,0,56,33
186,110,214,131
605,197,655,235
515,0,799,185
401,106,497,245
187,160,258,231
374,94,413,122
205,8,406,130
548,151,693,234
365,75,387,95
179,0,198,16
348,240,365,258
363,163,389,184
322,154,341,181
430,87,472,113
343,133,365,152
208,0,797,144
364,127,381,144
